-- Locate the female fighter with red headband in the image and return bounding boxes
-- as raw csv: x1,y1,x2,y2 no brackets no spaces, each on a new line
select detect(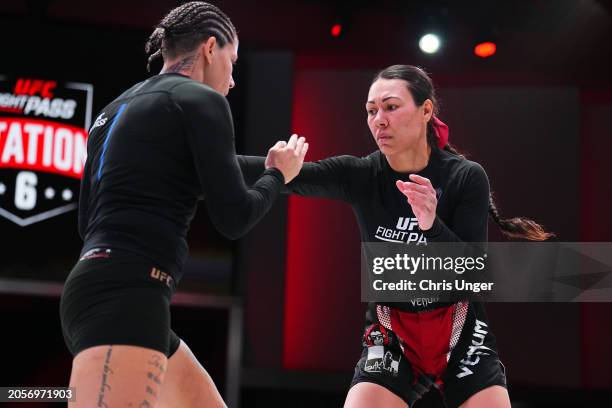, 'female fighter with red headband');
239,64,552,407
